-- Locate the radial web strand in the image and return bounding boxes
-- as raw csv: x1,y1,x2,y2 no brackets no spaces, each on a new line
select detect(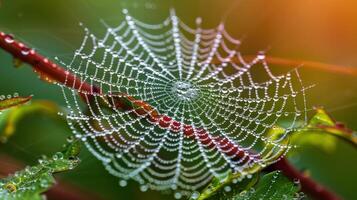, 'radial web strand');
57,9,309,198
